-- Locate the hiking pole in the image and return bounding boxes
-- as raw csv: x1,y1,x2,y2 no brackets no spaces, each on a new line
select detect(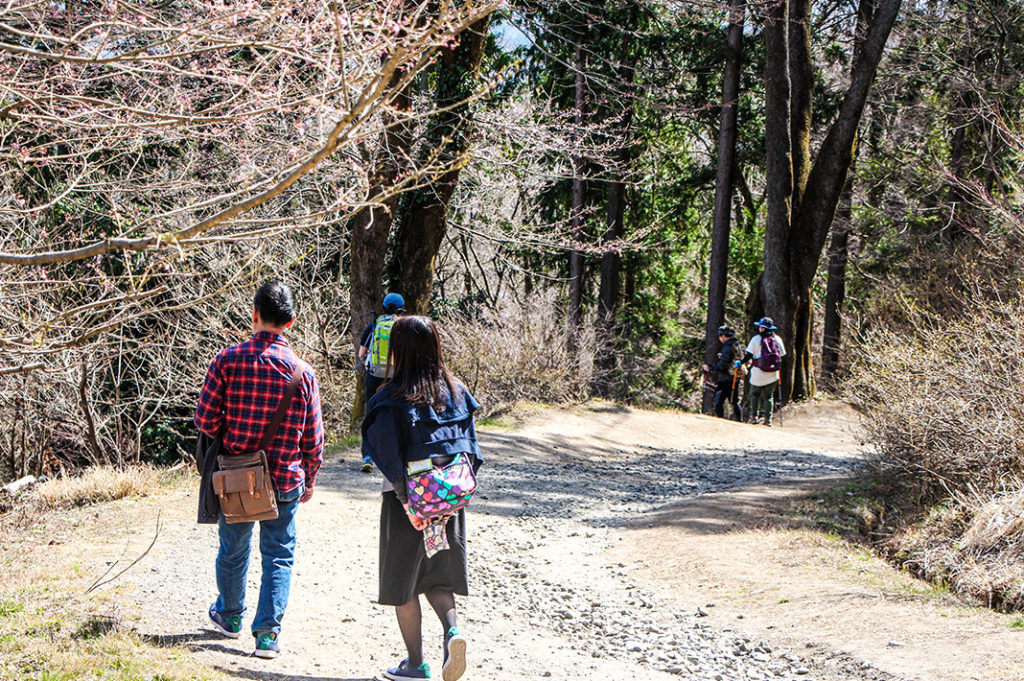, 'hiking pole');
731,362,741,422
775,380,784,427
